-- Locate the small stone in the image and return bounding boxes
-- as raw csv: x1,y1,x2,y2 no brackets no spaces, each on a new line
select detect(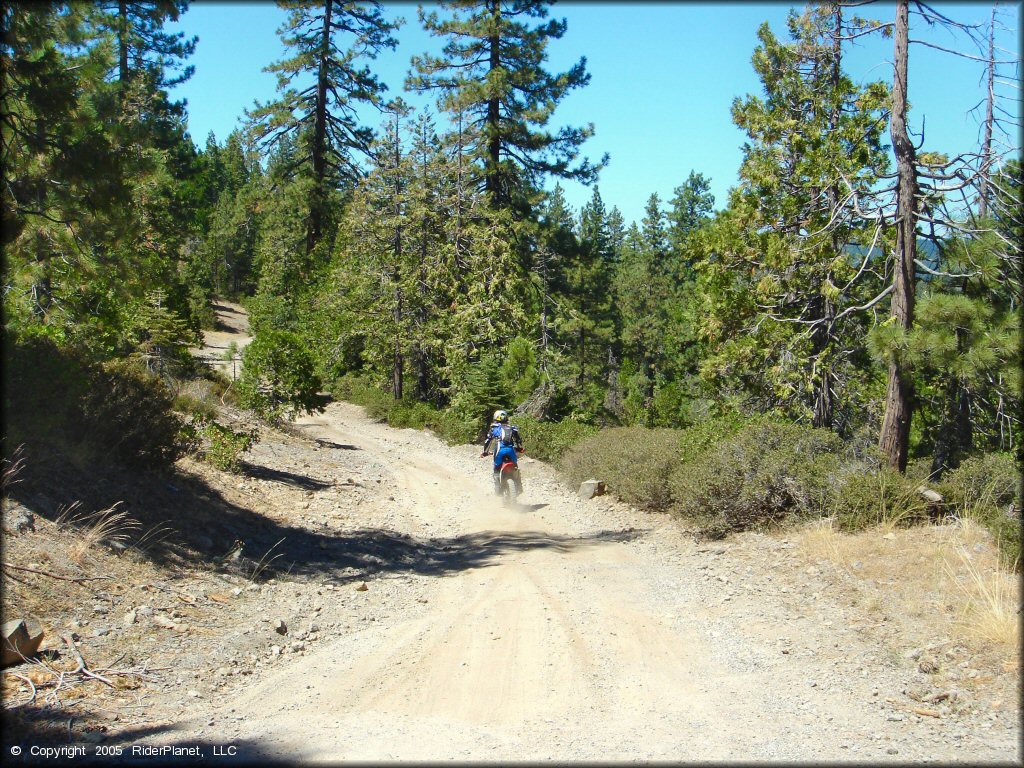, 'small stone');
136,605,154,617
270,645,281,657
93,626,111,637
918,656,939,674
231,588,243,596
274,620,287,635
123,610,138,627
187,690,200,698
153,615,177,629
886,747,898,755
290,641,305,652
356,582,368,592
